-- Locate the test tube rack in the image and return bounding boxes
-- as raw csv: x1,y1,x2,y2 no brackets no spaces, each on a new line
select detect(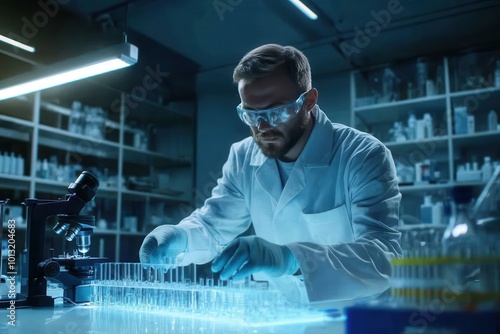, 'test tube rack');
90,262,328,327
